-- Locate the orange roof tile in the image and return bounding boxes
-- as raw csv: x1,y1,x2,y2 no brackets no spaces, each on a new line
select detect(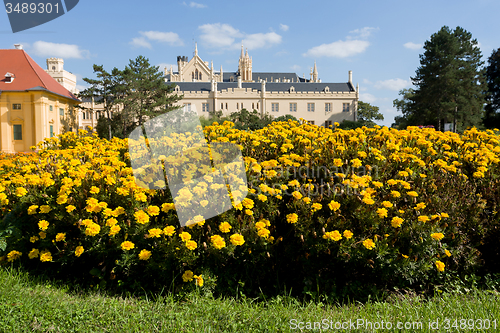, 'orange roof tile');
0,49,79,102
